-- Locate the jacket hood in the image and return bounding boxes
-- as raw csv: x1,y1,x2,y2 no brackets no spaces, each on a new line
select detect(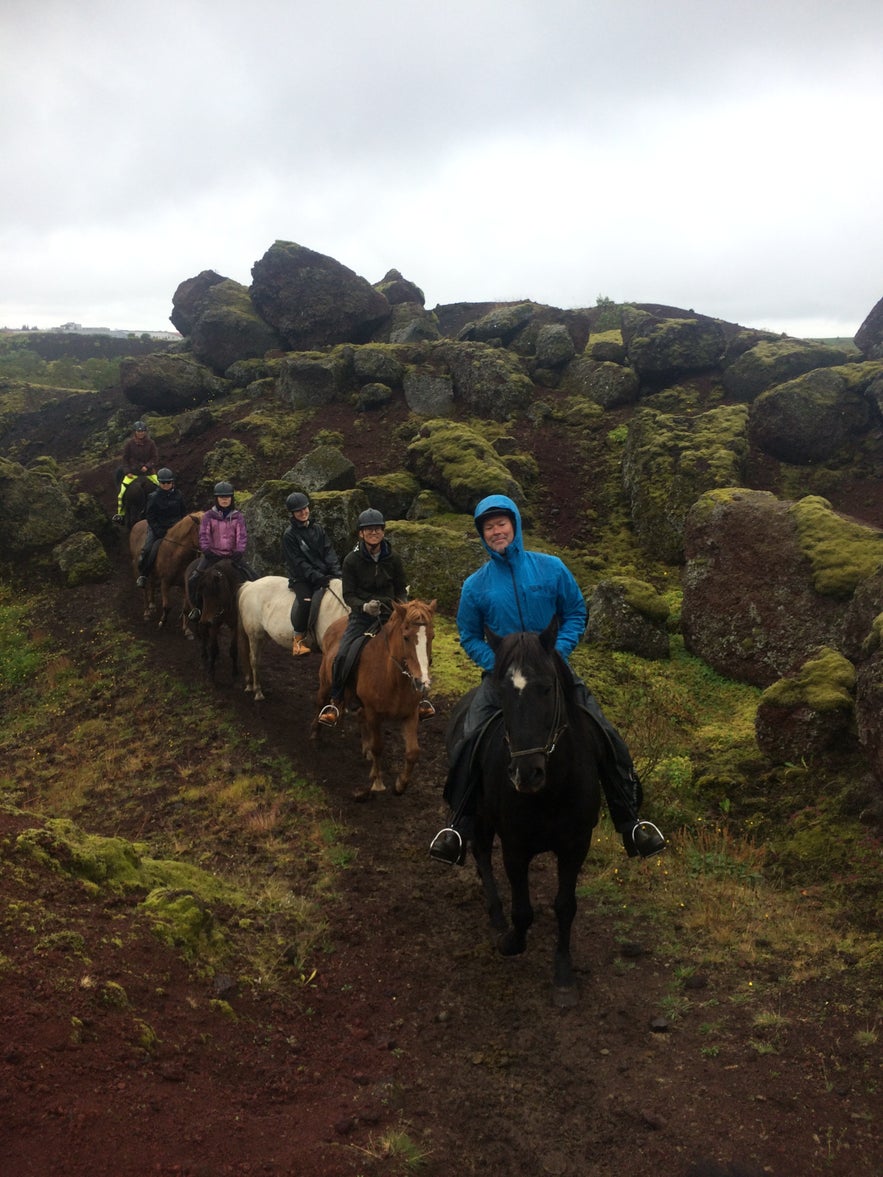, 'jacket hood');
473,494,523,561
